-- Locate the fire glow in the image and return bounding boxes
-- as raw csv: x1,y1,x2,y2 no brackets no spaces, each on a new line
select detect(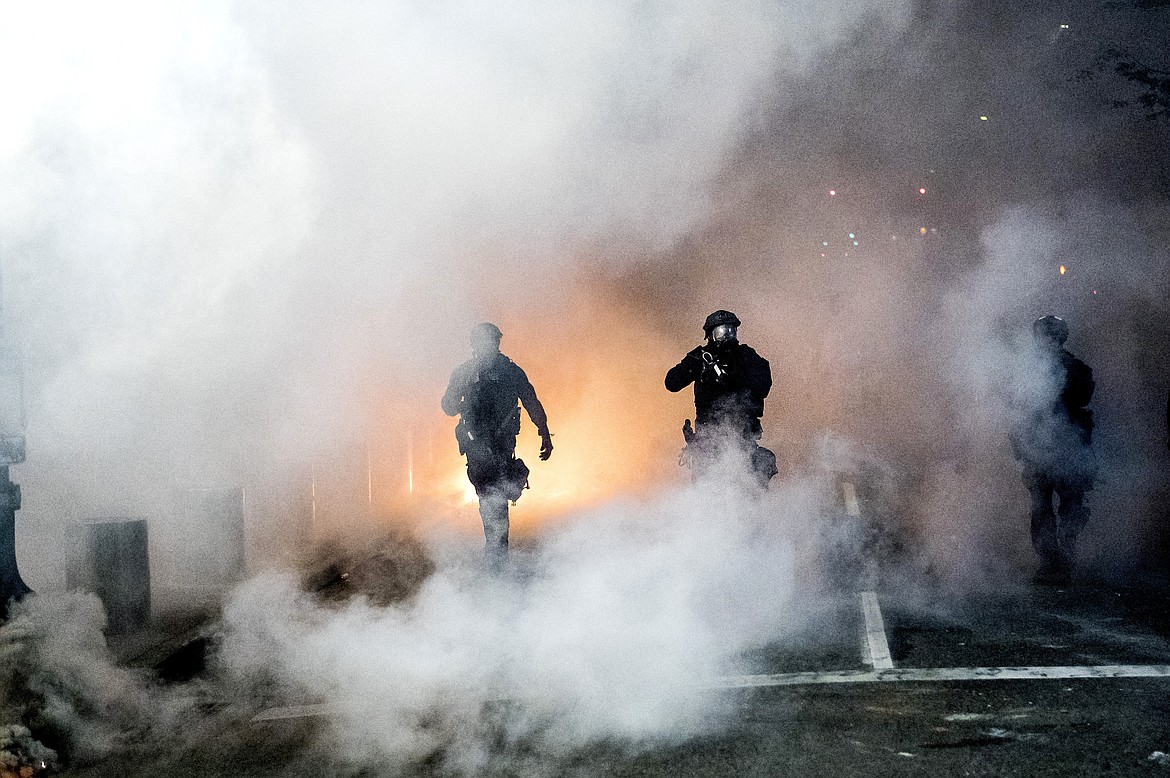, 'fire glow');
330,308,690,540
